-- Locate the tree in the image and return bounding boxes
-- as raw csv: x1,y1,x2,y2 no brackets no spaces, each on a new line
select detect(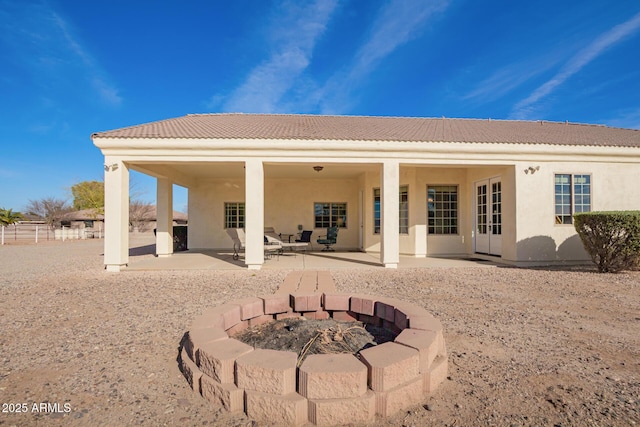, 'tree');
71,180,104,213
24,197,71,230
129,200,155,232
0,208,23,226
